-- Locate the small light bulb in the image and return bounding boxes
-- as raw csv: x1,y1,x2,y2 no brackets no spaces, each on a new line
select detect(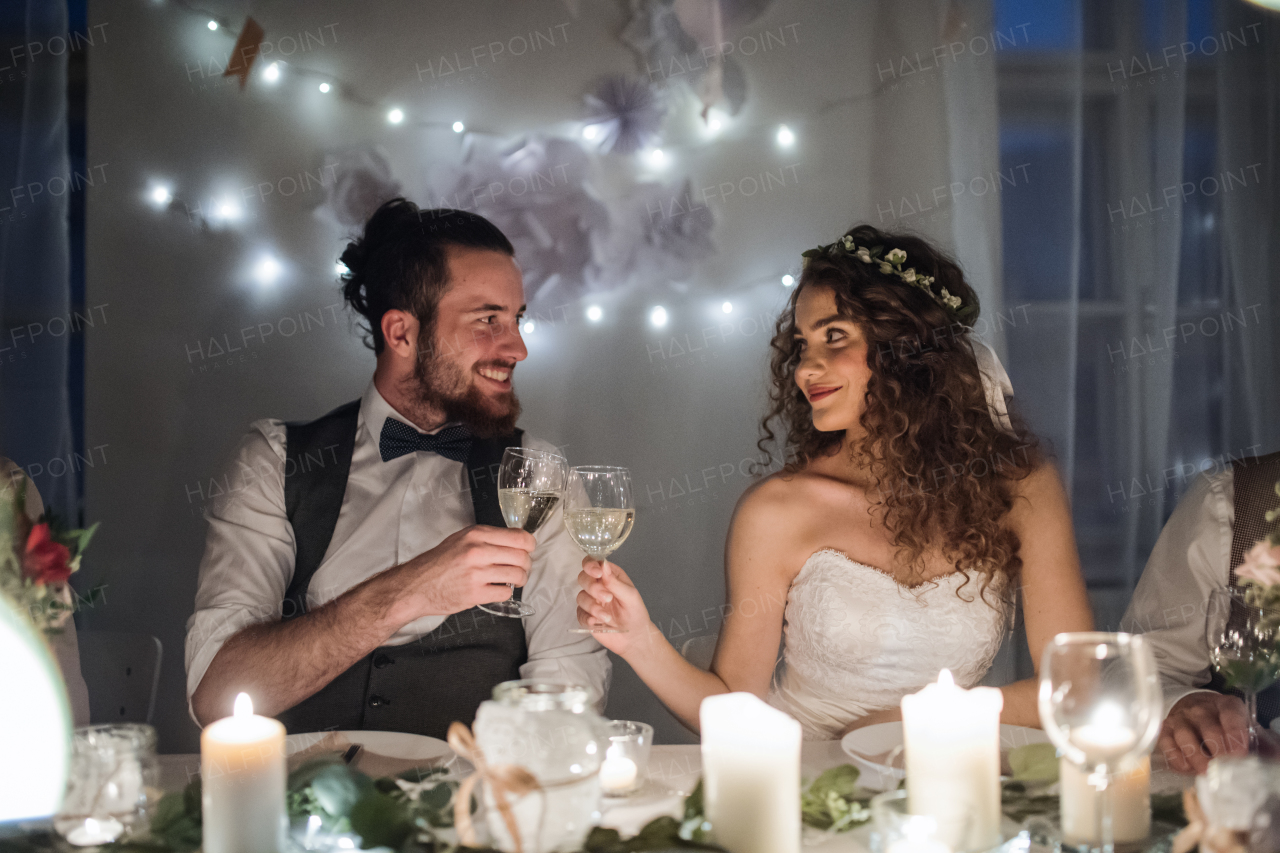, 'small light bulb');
781,274,795,287
586,305,603,323
387,108,404,124
646,148,667,168
452,121,465,133
215,199,241,221
334,261,348,276
262,62,279,83
650,306,668,327
207,20,218,31
318,82,331,93
722,301,733,314
254,255,283,286
149,186,172,207
522,320,535,334
776,124,796,147
582,124,599,141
